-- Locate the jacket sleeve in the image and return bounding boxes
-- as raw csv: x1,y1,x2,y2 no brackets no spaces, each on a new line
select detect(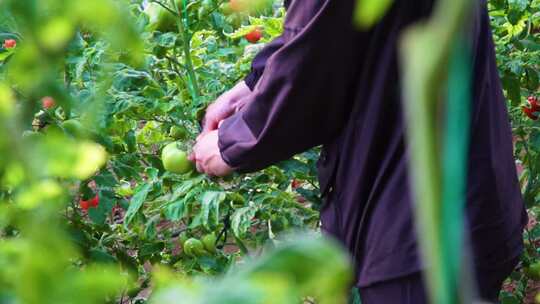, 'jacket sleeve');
244,36,286,90
219,0,358,172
